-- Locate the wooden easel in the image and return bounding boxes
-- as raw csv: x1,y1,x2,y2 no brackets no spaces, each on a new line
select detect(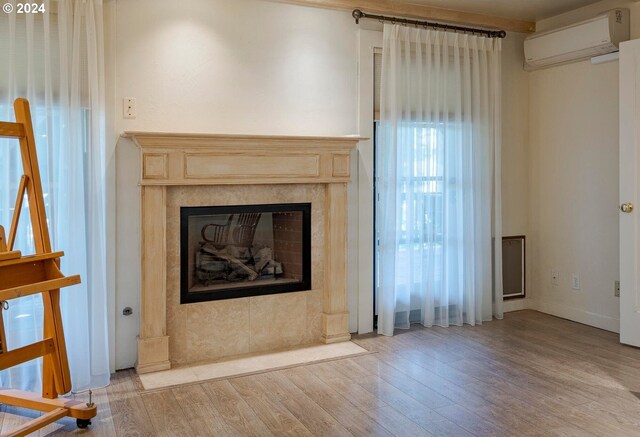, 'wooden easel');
0,98,97,436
